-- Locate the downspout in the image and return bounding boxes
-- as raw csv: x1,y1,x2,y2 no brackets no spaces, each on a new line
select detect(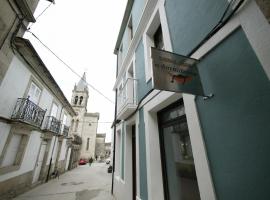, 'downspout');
111,89,118,195
111,53,119,194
